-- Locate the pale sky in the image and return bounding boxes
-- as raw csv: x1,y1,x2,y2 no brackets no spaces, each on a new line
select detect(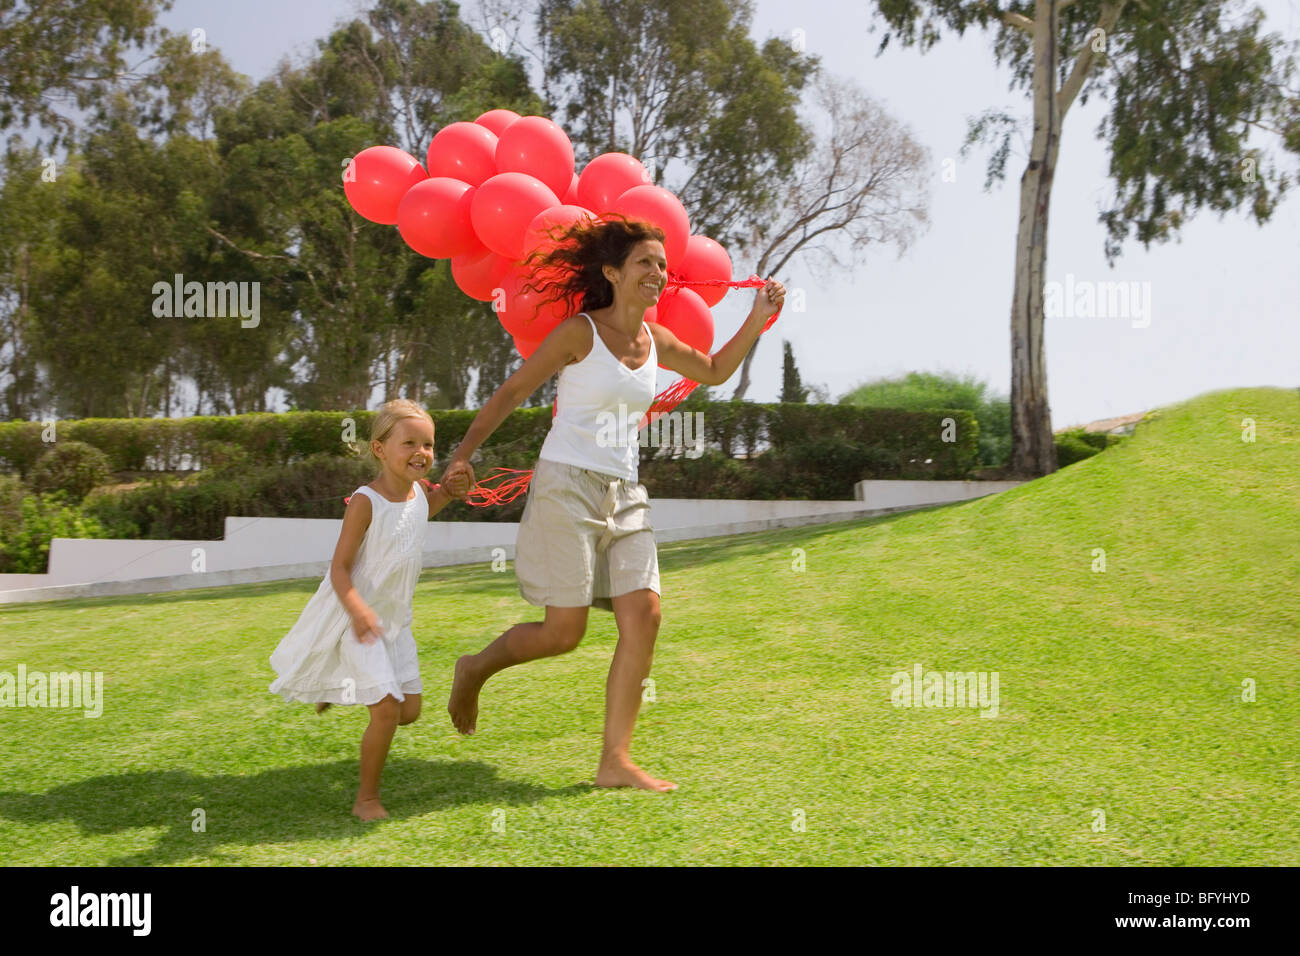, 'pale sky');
158,0,1300,429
